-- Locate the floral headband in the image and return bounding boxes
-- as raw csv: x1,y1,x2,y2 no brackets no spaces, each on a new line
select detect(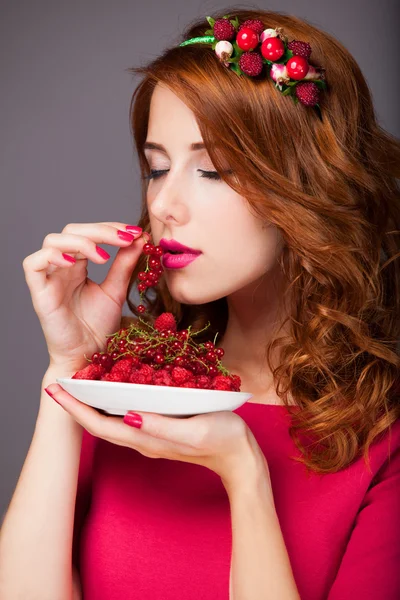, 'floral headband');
179,15,327,118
